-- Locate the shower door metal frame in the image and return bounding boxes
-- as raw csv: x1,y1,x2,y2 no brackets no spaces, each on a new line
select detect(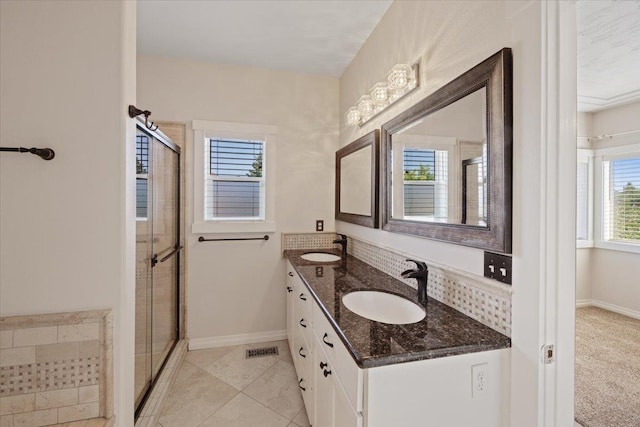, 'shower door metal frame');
134,121,181,418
